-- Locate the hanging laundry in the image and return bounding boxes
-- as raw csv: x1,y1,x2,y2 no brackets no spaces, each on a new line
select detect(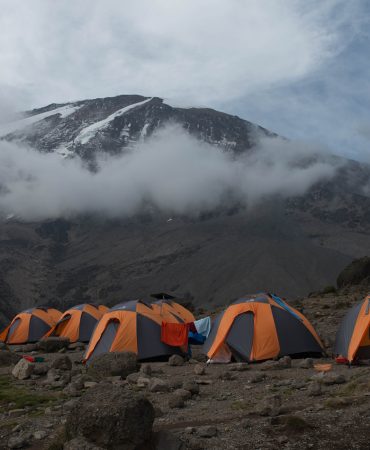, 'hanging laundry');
161,321,189,347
